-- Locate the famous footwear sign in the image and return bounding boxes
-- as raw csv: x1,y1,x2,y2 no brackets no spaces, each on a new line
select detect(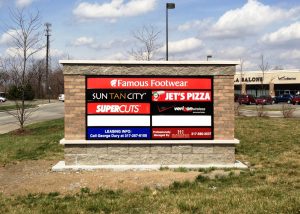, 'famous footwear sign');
86,76,213,140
